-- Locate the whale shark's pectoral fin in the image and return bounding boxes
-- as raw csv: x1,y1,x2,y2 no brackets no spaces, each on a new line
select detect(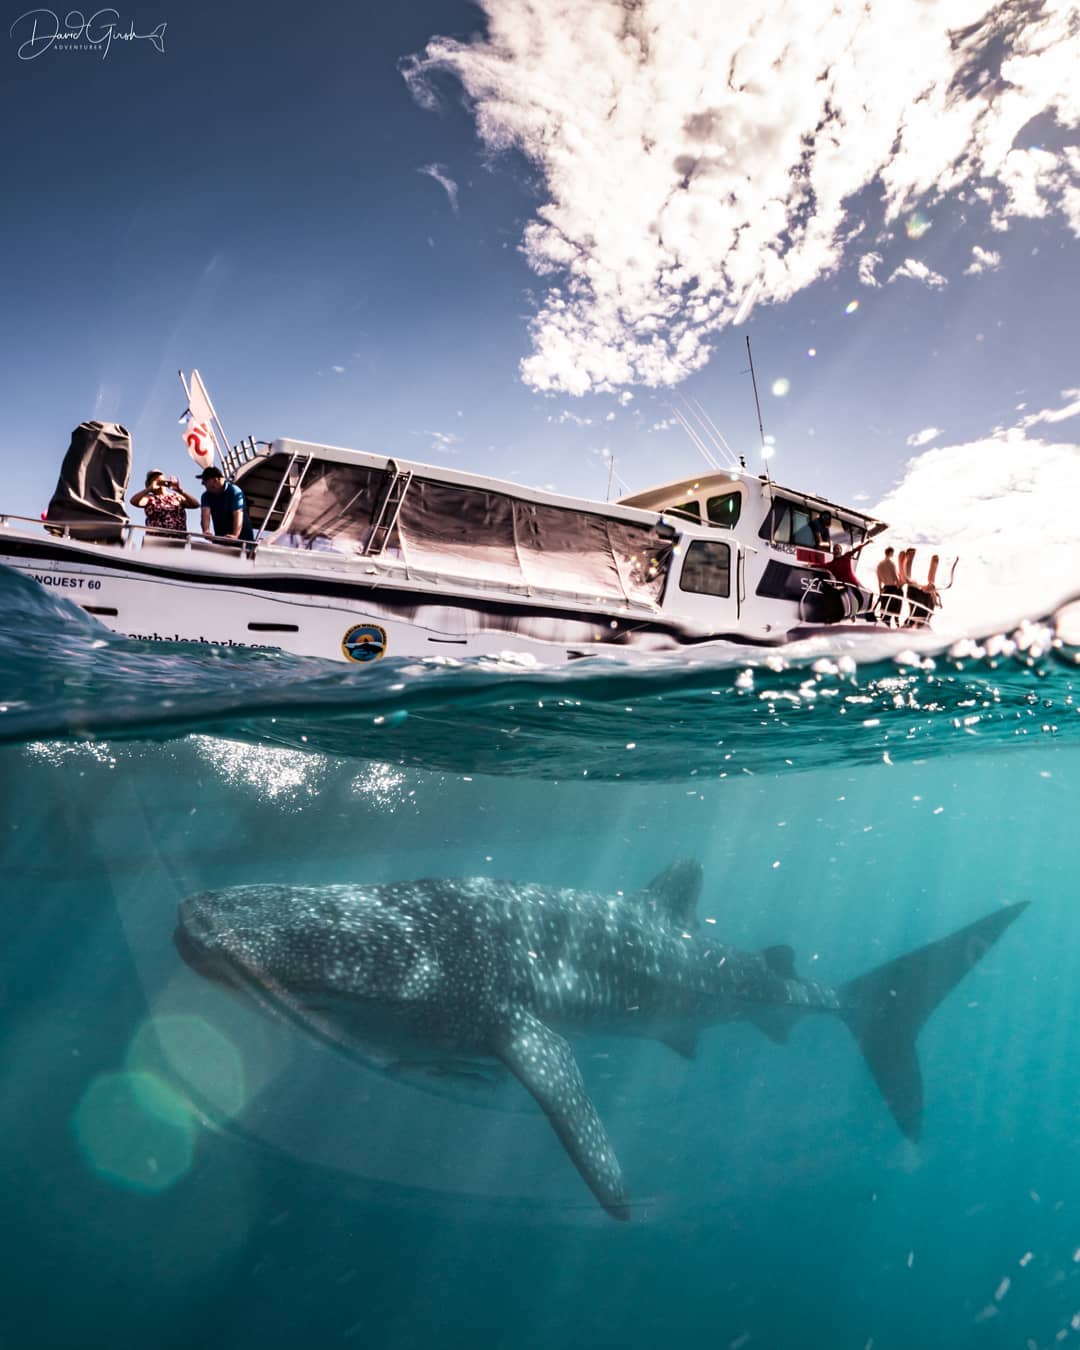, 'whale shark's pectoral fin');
384,1059,505,1091
493,1008,630,1222
638,859,703,927
658,1030,698,1059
